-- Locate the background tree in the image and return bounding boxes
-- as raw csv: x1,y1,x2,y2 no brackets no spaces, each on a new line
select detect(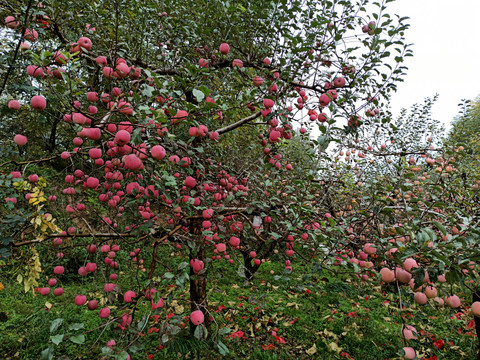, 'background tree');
447,96,480,177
